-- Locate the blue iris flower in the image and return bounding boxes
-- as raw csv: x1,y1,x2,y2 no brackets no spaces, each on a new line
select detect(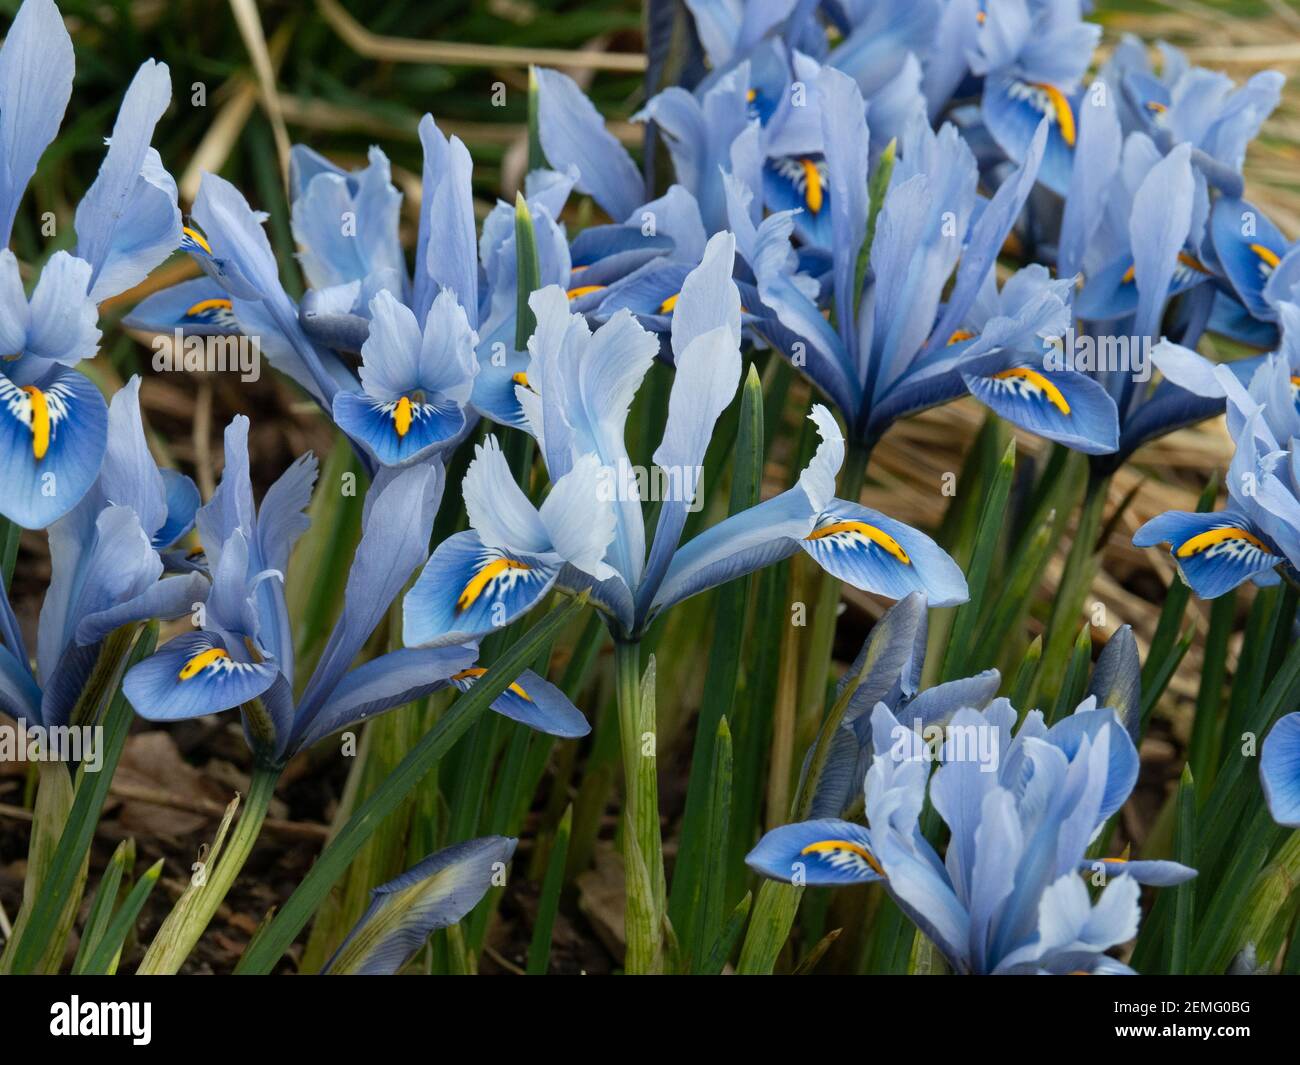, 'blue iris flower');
748,683,1194,974
122,416,587,766
1133,337,1300,599
1100,34,1282,192
404,233,968,647
126,114,648,448
723,68,1117,455
944,0,1101,196
0,377,207,731
0,0,181,528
